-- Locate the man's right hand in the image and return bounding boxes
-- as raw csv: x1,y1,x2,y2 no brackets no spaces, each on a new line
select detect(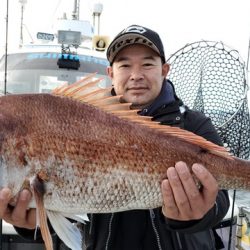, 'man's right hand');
0,188,36,229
